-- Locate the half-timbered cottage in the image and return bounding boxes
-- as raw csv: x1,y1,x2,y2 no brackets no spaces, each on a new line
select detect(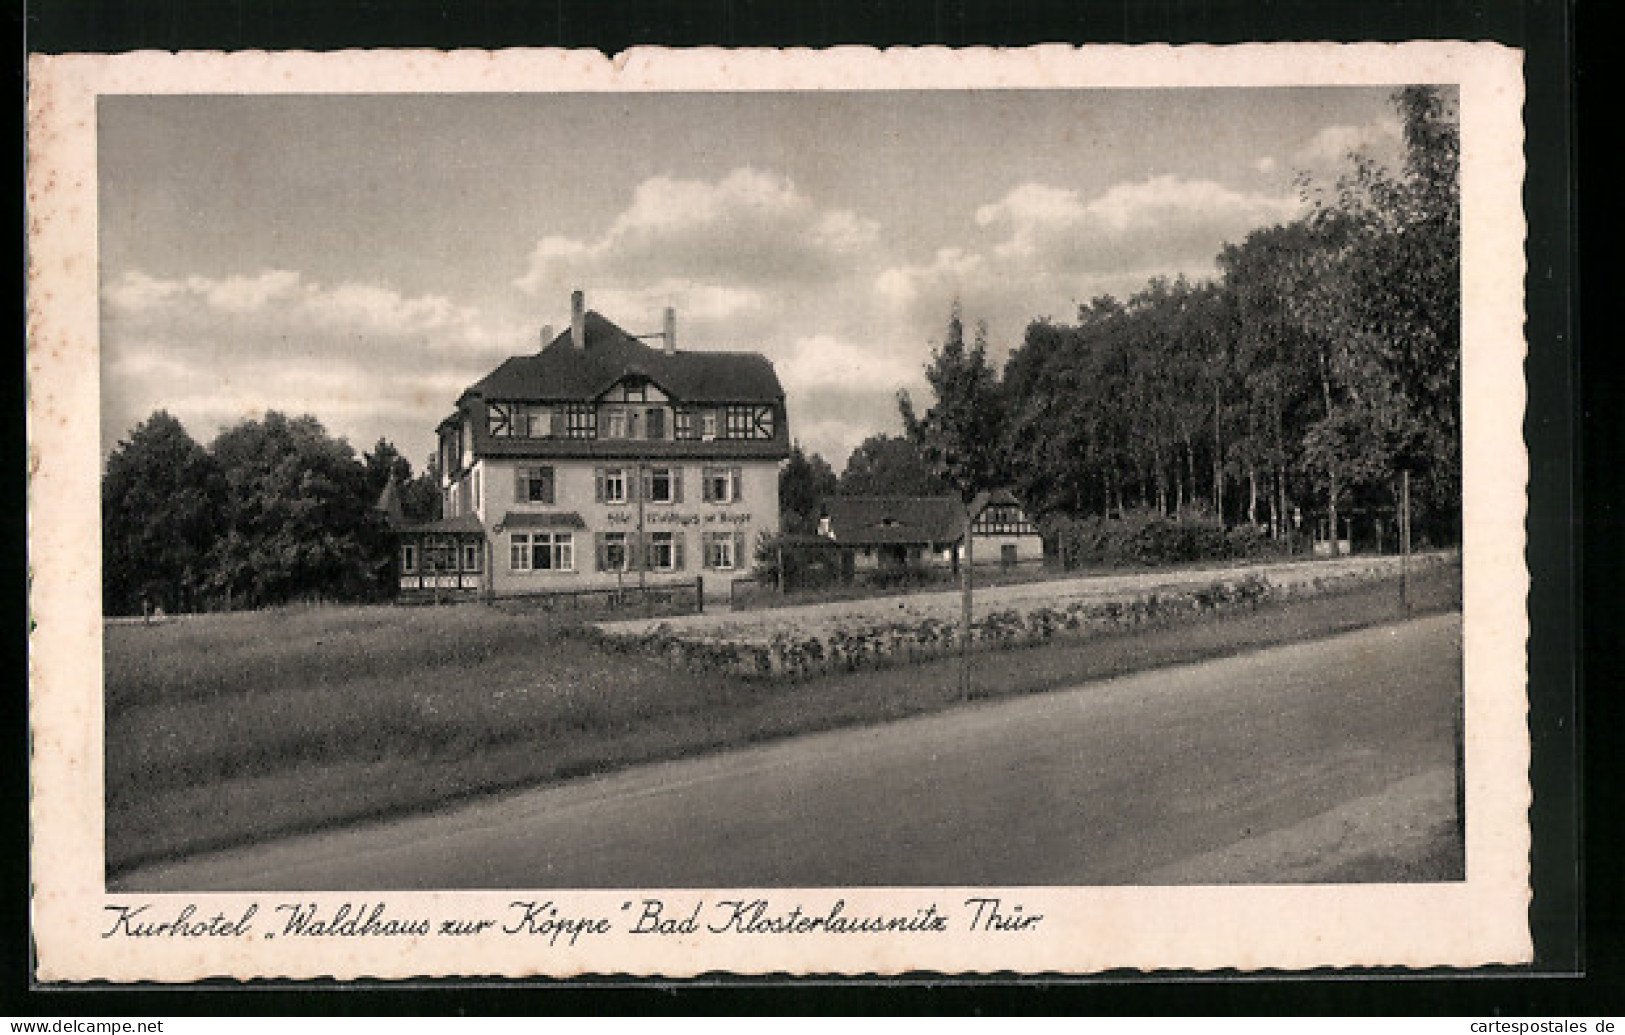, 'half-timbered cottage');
397,291,789,600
